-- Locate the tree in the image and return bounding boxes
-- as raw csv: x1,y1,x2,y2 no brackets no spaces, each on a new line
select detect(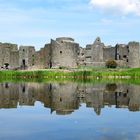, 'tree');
106,60,117,68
